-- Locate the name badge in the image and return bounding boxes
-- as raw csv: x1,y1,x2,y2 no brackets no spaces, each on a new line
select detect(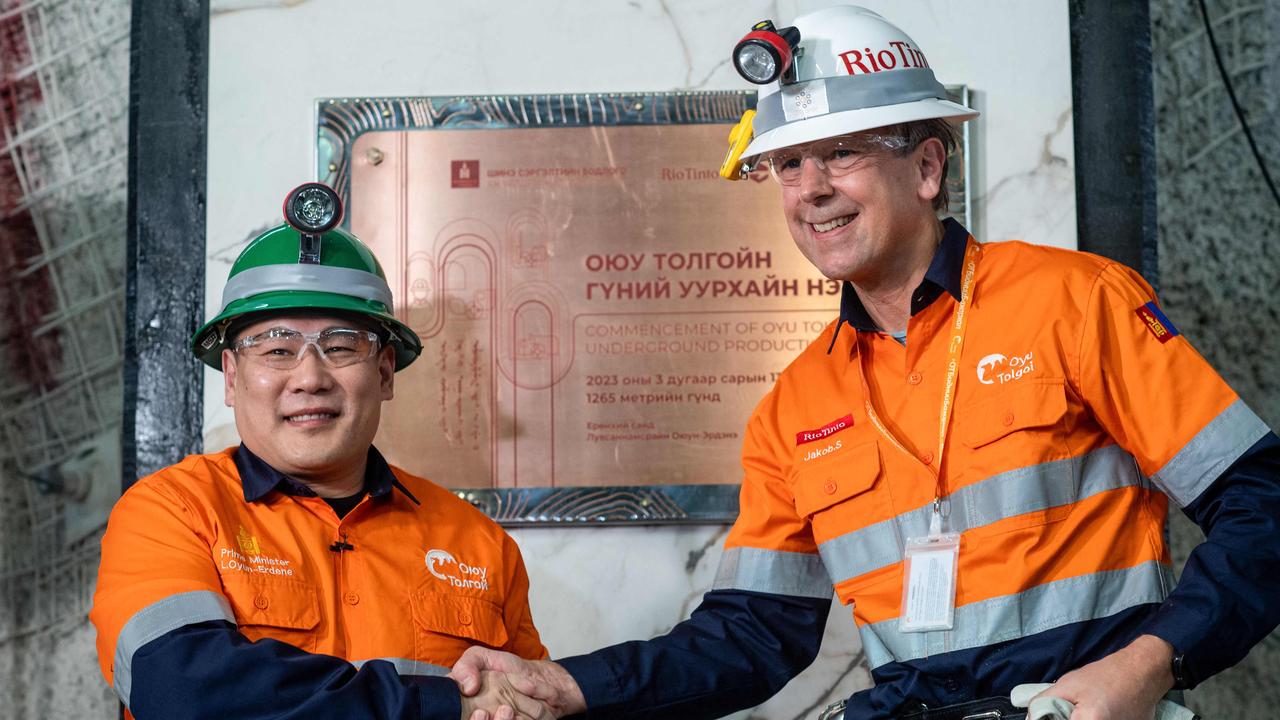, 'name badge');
899,531,959,632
